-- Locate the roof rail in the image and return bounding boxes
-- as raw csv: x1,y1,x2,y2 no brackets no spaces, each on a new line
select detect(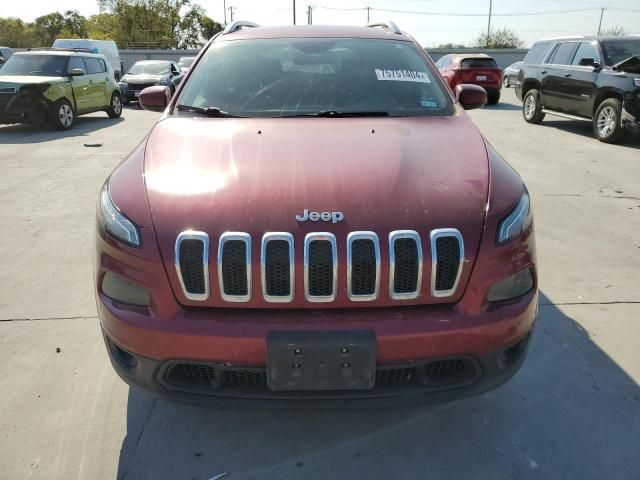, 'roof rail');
538,35,585,41
222,21,261,35
366,21,401,35
27,47,93,53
